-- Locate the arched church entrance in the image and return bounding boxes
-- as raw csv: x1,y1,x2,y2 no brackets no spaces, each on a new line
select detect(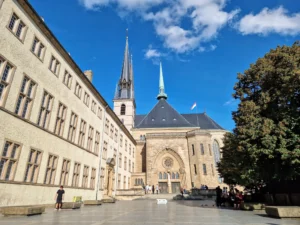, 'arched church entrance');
151,148,186,194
